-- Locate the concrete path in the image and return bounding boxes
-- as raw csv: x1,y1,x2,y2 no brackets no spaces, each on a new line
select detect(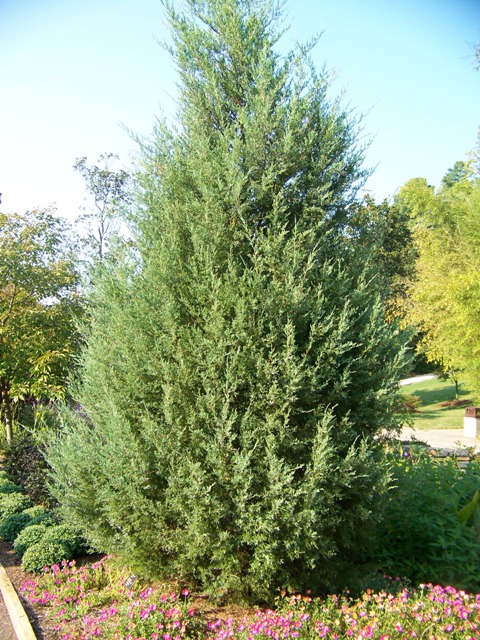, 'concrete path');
398,374,480,451
400,426,480,452
399,374,435,386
